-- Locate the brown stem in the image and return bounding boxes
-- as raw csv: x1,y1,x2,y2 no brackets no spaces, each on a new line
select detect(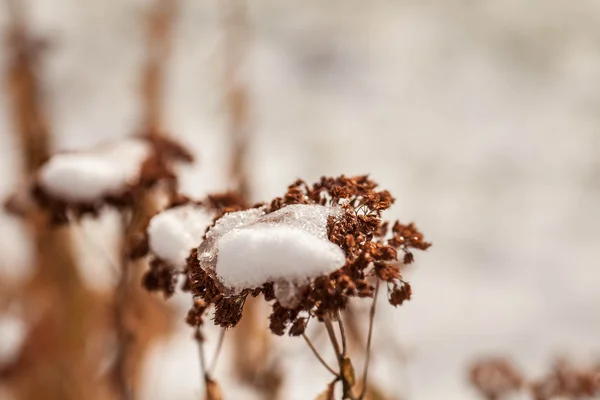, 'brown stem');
324,315,356,400
358,280,380,400
113,202,169,400
196,326,208,378
336,310,348,357
208,329,226,375
324,315,342,357
302,333,338,376
140,0,176,136
113,241,134,400
194,326,219,400
221,1,281,399
222,0,251,198
3,3,107,399
111,1,178,397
